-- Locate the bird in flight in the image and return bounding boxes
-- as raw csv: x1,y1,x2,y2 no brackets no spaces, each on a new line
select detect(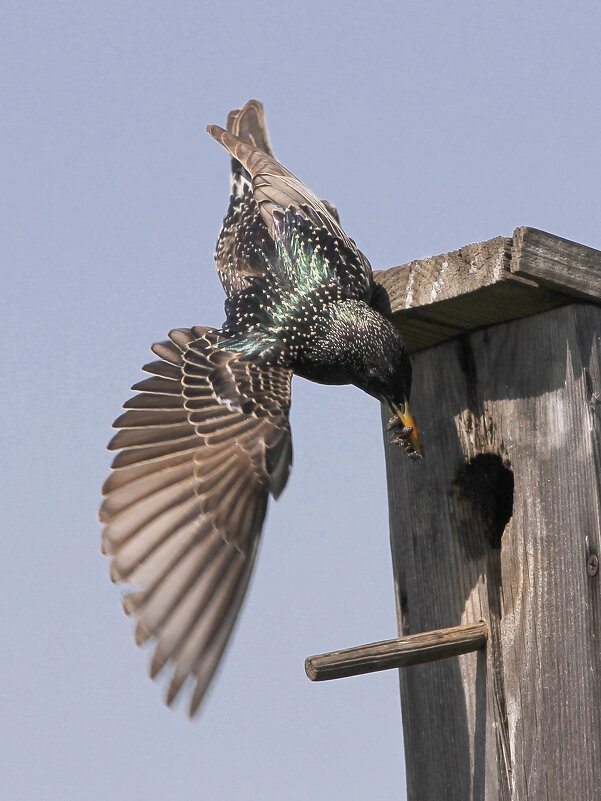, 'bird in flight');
100,100,421,718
